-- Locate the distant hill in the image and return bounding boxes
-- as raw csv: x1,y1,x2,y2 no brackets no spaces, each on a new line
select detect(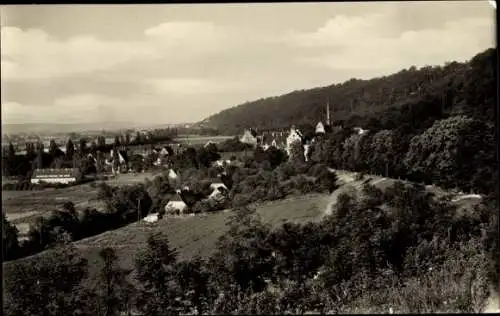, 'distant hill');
201,48,496,134
1,122,137,135
1,121,195,135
